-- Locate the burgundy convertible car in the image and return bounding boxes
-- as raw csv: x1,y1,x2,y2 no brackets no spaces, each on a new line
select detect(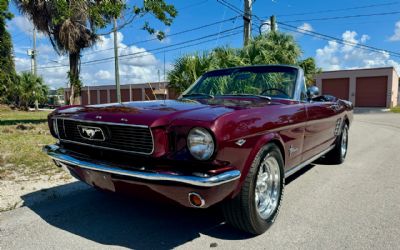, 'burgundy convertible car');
44,65,353,234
